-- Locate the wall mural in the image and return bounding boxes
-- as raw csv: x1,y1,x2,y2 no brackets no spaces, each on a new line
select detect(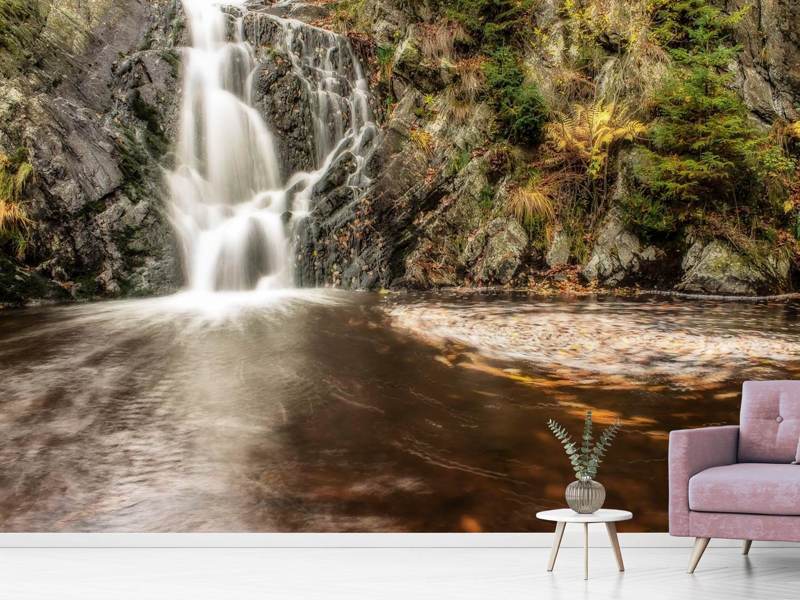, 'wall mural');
1,0,799,533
